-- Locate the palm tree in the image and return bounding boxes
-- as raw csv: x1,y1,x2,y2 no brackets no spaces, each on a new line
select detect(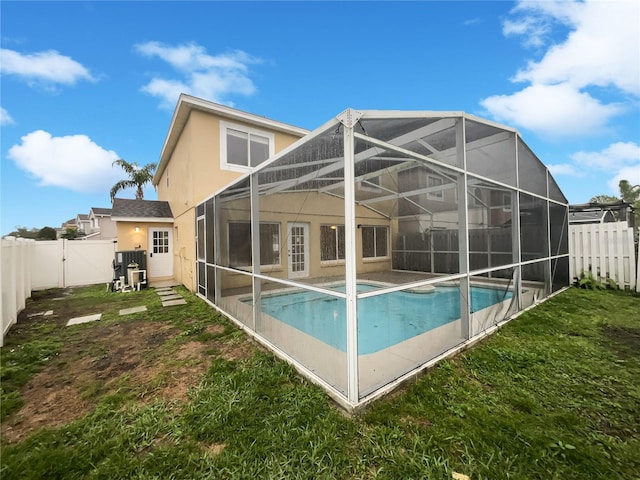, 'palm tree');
619,179,640,204
110,159,157,201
